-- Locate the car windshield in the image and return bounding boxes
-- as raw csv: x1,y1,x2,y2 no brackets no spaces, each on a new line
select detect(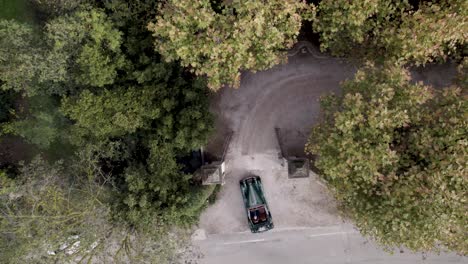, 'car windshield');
249,206,267,223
